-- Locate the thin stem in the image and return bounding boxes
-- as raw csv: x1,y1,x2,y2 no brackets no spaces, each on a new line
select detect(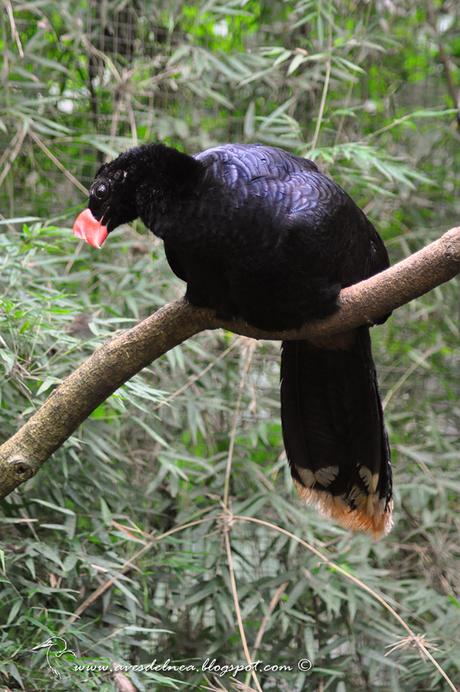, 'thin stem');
4,0,24,58
382,345,439,411
0,123,28,187
222,340,255,508
244,581,289,687
311,58,331,151
29,131,88,195
221,341,260,689
311,18,332,152
153,339,239,412
61,510,215,632
233,514,457,692
223,529,263,692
